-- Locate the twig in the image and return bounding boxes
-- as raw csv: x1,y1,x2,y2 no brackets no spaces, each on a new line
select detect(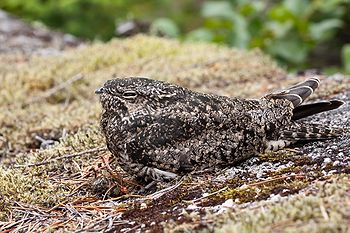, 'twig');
91,194,144,205
0,217,34,231
13,147,107,168
183,186,228,204
47,217,74,231
73,215,113,233
319,200,329,221
13,202,52,217
25,73,84,105
247,174,305,187
146,178,184,200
